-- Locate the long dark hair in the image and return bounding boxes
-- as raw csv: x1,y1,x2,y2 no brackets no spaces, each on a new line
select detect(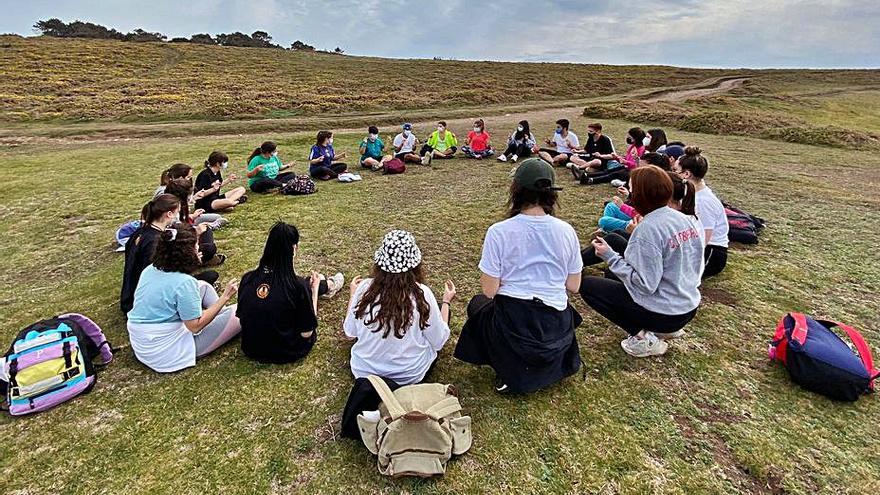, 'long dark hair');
316,130,332,145
160,163,191,186
153,223,200,274
506,181,558,217
140,194,180,224
514,120,531,141
667,172,696,217
354,264,430,339
206,151,227,168
646,128,668,152
248,141,277,163
627,127,647,147
253,221,311,310
164,178,193,222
